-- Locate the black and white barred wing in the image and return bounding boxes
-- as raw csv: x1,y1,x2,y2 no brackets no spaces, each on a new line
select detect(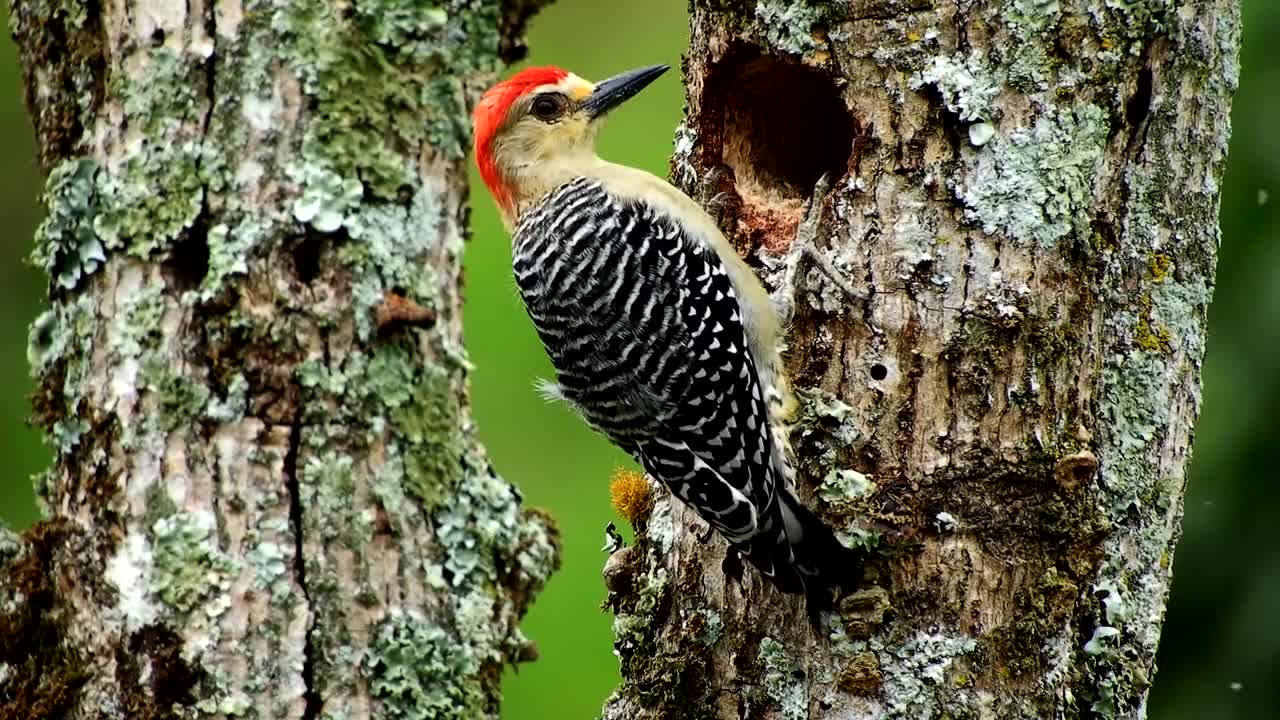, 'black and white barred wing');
512,179,870,606
512,179,780,541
